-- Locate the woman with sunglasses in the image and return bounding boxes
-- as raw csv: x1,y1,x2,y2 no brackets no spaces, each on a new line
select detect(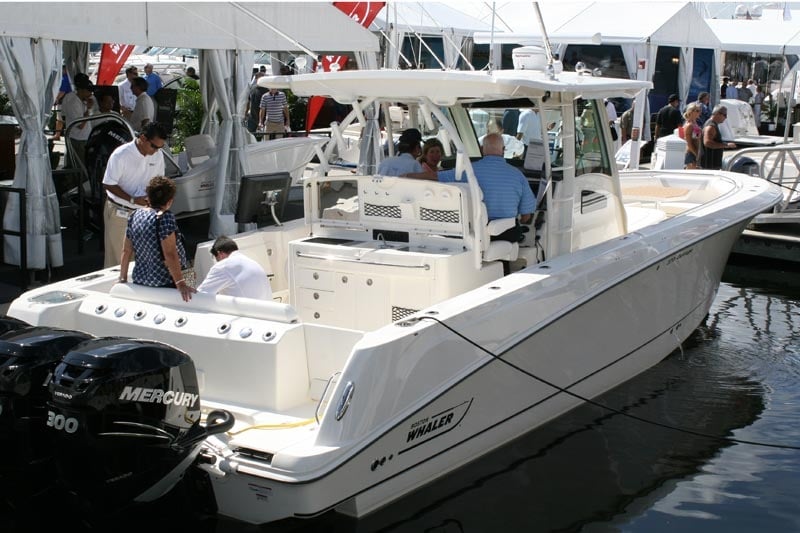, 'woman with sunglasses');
681,103,702,169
